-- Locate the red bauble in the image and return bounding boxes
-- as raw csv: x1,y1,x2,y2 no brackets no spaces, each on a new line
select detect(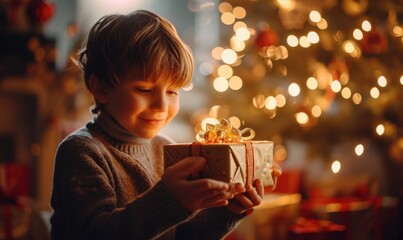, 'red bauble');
361,29,388,55
255,30,279,48
26,0,55,26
